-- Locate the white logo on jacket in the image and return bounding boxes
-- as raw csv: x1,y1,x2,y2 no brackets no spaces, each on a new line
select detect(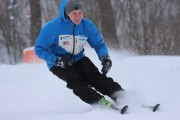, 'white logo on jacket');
59,35,87,55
